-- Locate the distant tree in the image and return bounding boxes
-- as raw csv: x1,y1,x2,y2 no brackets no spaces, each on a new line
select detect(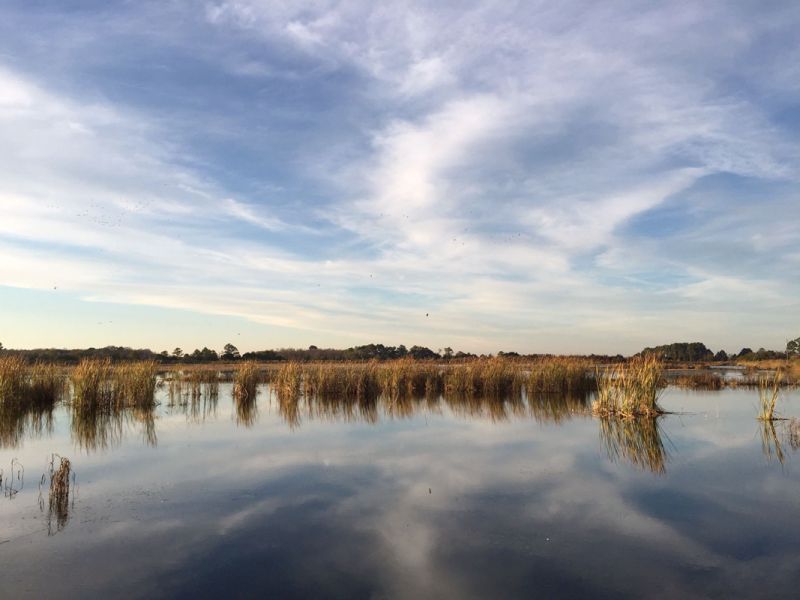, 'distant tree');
713,350,729,361
190,347,219,362
737,348,753,358
159,350,169,357
241,349,283,361
442,347,454,359
409,345,439,360
221,343,240,360
0,341,4,351
172,347,183,358
640,342,713,362
309,345,318,350
787,337,800,357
